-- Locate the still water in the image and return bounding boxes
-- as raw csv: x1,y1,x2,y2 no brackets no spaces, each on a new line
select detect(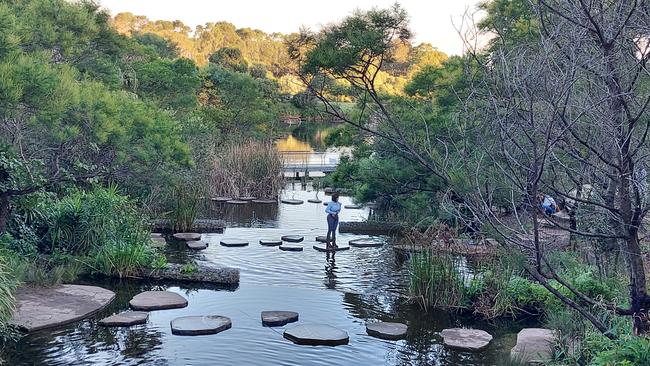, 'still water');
6,190,527,365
